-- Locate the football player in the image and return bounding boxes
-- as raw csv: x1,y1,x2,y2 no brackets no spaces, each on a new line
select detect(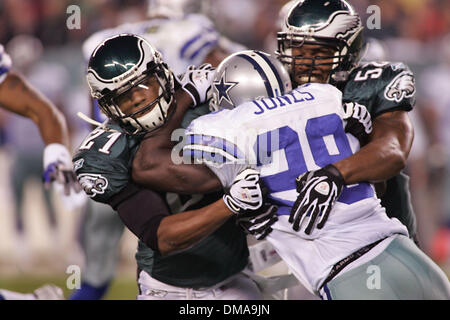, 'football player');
74,34,277,300
71,0,246,300
0,44,78,301
185,50,450,300
0,44,78,194
133,45,449,299
275,0,417,238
